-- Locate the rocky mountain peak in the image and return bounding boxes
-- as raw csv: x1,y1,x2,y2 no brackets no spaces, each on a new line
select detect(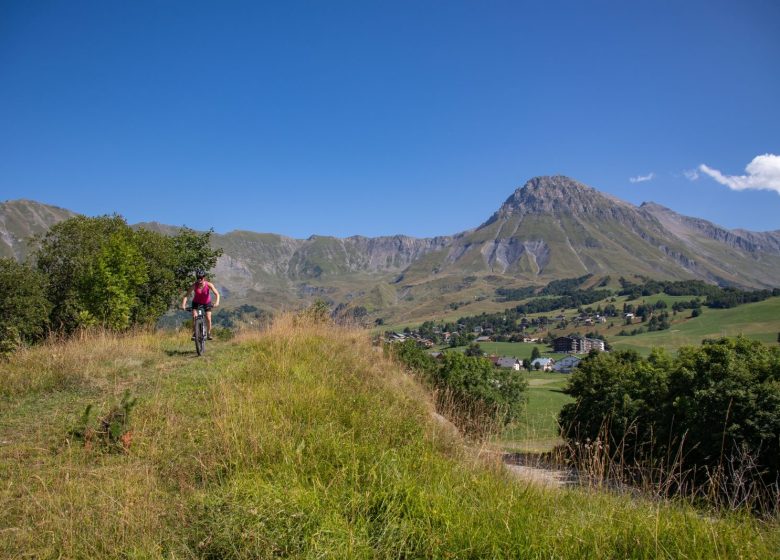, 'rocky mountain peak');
483,175,631,227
